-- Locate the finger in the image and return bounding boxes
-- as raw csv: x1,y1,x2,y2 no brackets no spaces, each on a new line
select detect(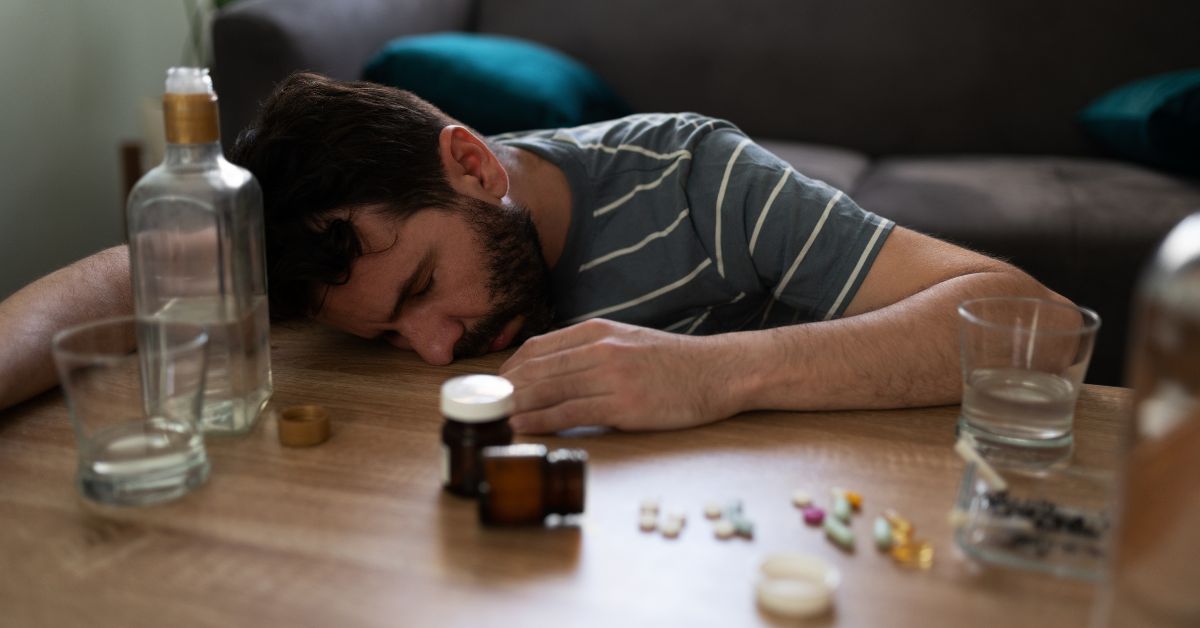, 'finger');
512,371,610,414
501,343,609,388
501,319,617,373
510,396,614,434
